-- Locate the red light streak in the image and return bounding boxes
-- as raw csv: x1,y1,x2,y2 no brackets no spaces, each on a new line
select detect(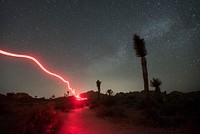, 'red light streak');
0,49,78,96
